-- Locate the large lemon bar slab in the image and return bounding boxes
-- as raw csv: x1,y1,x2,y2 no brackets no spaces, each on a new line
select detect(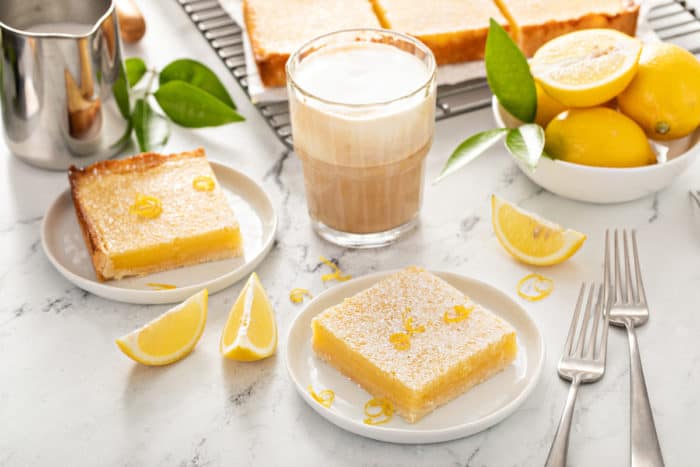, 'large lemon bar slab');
311,266,517,423
496,0,639,56
243,0,381,86
68,148,242,281
370,0,508,64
